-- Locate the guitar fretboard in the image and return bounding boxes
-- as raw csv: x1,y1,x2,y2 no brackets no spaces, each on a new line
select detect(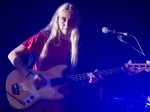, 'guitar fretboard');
50,67,124,86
